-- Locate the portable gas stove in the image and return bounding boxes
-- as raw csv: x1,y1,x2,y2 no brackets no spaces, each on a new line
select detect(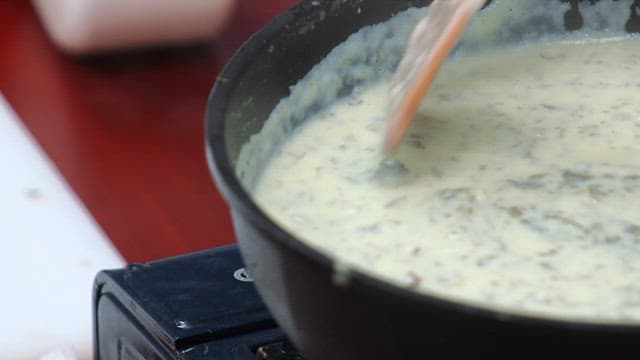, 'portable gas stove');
93,245,304,359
